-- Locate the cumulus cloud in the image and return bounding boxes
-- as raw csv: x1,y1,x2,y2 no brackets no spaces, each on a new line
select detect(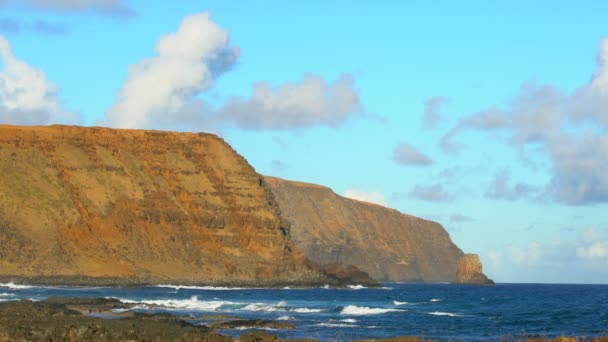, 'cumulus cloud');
1,0,134,16
105,12,239,129
104,13,361,131
216,74,362,130
343,188,388,207
392,143,433,166
408,183,454,202
442,38,608,205
0,35,75,125
423,96,449,129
